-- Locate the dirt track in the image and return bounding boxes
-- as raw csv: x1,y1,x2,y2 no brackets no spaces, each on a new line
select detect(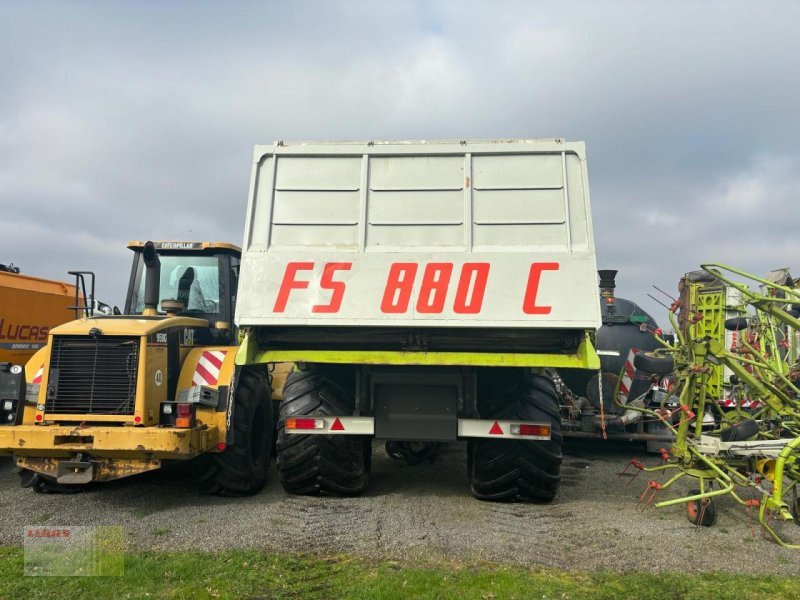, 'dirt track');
1,439,798,573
